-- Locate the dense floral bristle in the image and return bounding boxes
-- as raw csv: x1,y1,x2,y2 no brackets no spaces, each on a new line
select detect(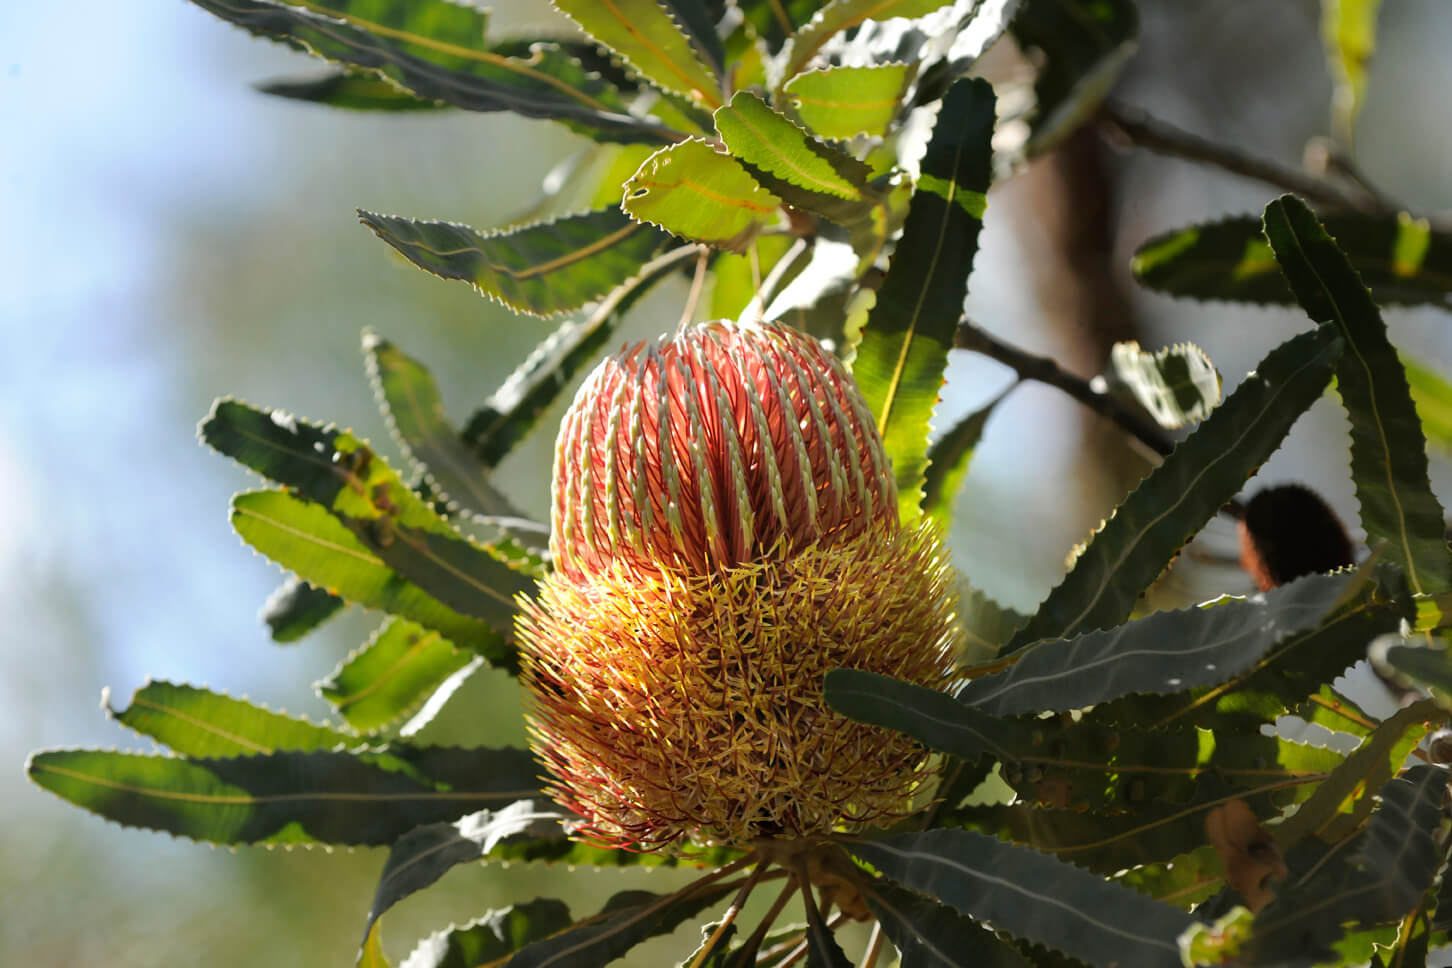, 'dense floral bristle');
520,522,956,849
551,319,895,579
